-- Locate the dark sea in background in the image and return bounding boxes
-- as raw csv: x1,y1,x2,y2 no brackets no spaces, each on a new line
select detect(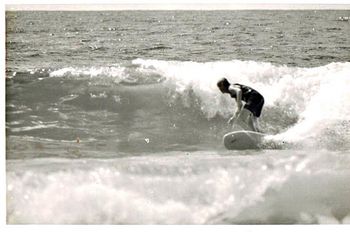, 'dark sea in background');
5,10,350,224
